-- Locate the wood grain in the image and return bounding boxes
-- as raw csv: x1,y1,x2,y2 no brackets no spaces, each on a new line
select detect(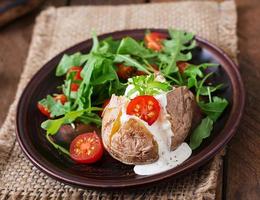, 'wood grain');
0,0,44,27
224,0,260,199
0,0,67,127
